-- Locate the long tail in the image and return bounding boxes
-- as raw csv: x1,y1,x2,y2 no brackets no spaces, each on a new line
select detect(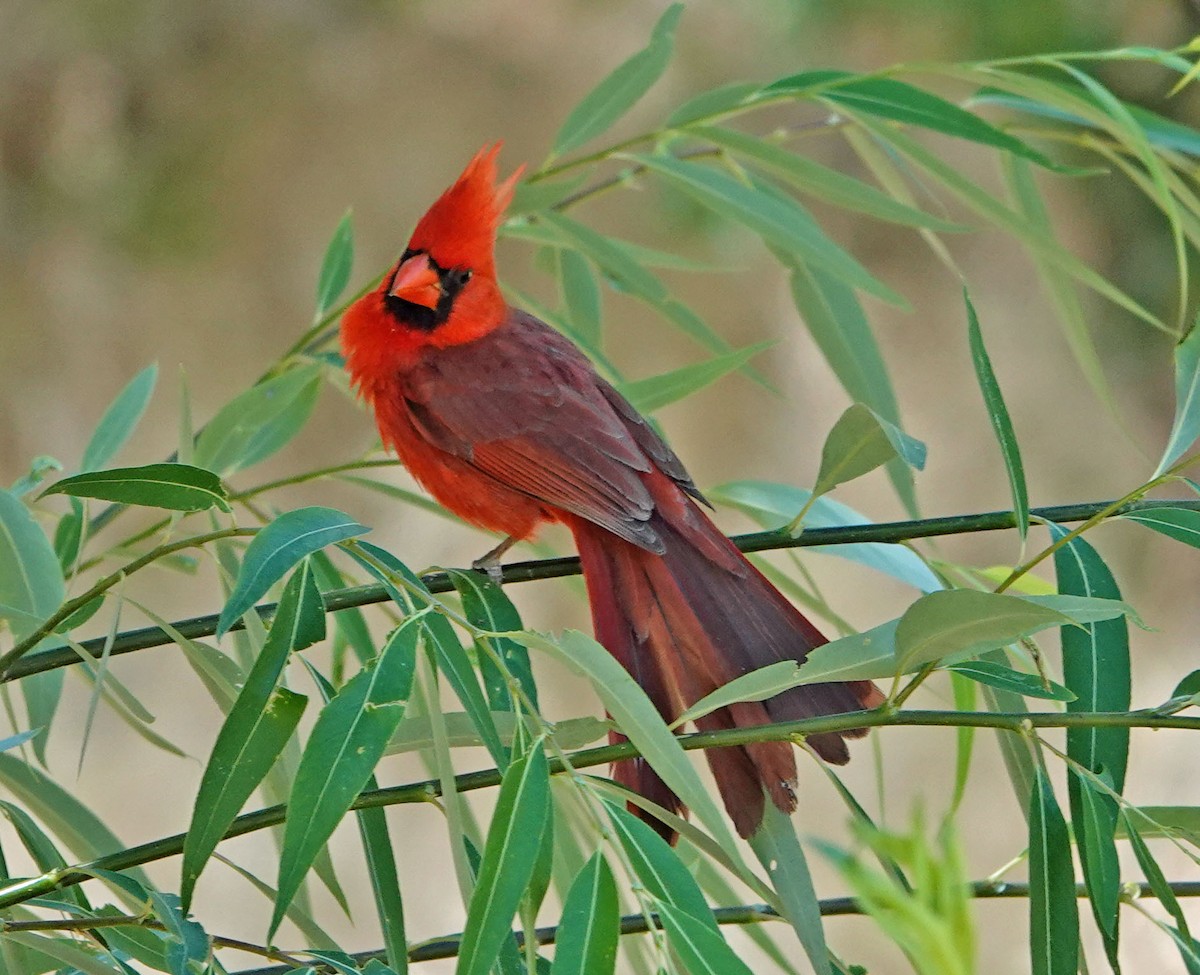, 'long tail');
569,470,882,839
